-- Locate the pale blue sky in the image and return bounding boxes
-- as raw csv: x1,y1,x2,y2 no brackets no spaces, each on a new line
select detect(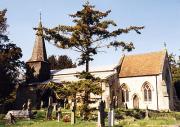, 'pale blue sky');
0,0,180,67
